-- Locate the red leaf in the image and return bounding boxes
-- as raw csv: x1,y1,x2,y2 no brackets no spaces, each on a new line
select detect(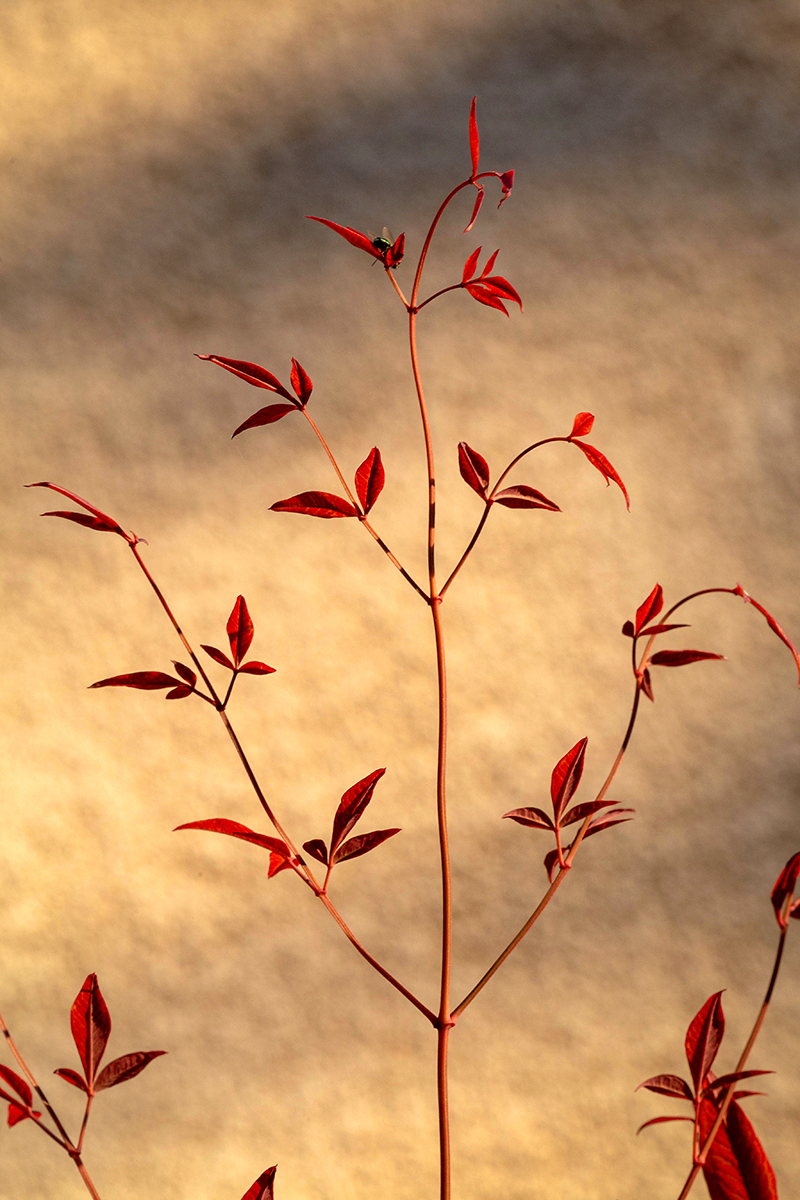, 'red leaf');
232,404,298,437
479,249,499,278
699,1096,778,1200
571,440,630,509
583,807,635,837
0,1065,33,1106
227,595,254,667
238,661,276,676
462,247,481,284
95,1051,166,1092
704,1071,773,1098
175,819,291,859
465,280,507,314
172,661,197,687
270,491,359,519
355,447,385,515
650,650,725,667
166,685,193,700
26,482,129,542
331,768,386,857
569,412,594,438
71,974,111,1088
90,672,182,691
494,485,560,511
734,584,800,686
268,851,293,878
550,737,588,825
480,275,523,311
302,839,329,867
635,584,664,636
458,442,490,499
640,667,654,701
637,1074,695,1101
543,847,561,882
636,1115,694,1134
686,992,725,1095
639,622,690,637
559,798,618,827
201,645,235,671
503,806,555,832
498,169,514,206
771,850,800,929
196,356,296,402
385,233,405,269
464,187,485,234
7,1102,39,1126
241,1166,277,1200
333,827,402,864
289,359,313,406
53,1068,89,1093
41,510,123,534
468,96,480,178
306,216,384,261
622,620,635,638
